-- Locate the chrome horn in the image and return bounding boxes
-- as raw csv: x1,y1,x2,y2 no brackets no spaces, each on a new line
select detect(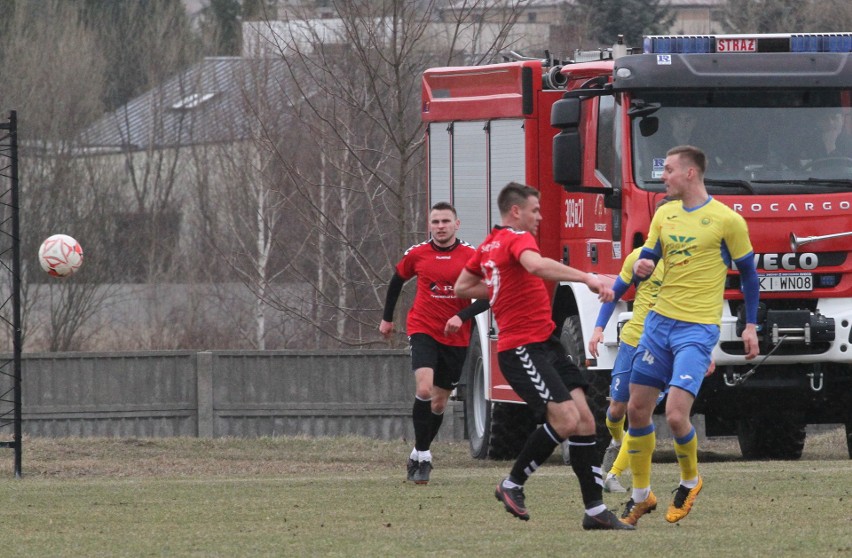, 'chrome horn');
790,231,852,252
